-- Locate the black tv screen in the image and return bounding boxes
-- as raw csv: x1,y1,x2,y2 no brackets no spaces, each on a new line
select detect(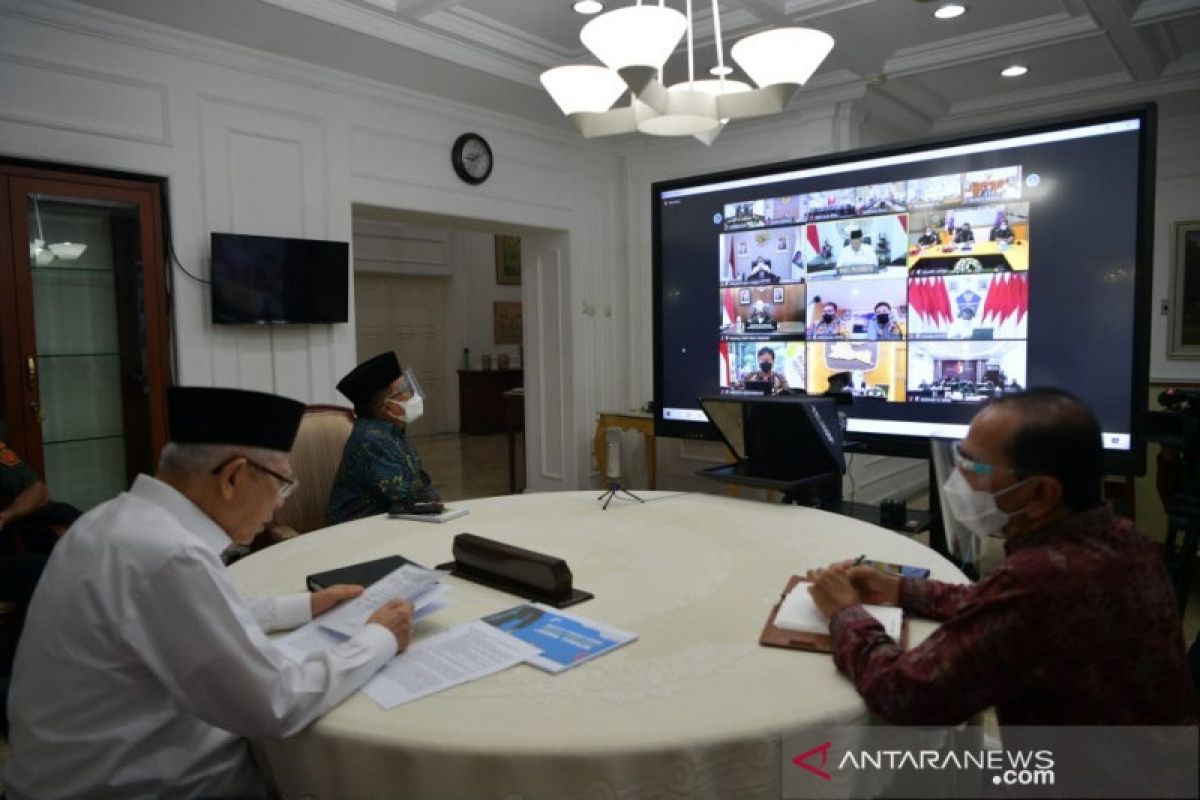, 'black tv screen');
210,232,349,324
653,106,1154,469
